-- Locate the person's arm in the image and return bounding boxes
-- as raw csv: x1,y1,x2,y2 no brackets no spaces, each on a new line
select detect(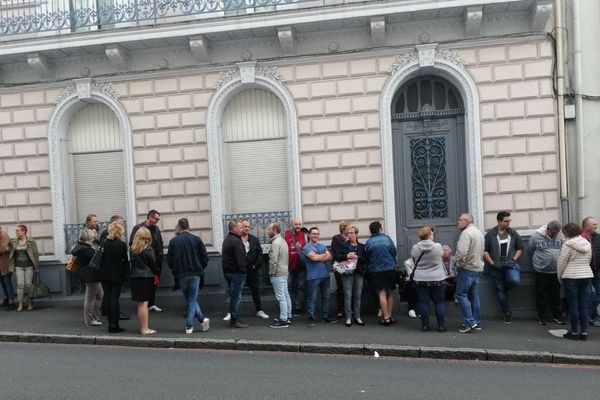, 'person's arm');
483,251,494,266
513,232,523,261
128,225,139,247
197,237,209,270
482,232,494,266
527,236,536,259
455,231,470,265
235,241,247,273
269,240,280,276
167,241,174,271
556,245,570,281
31,239,40,269
245,236,261,269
